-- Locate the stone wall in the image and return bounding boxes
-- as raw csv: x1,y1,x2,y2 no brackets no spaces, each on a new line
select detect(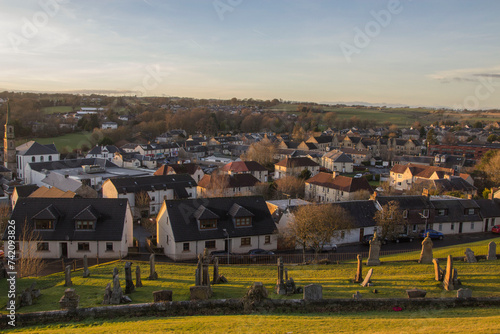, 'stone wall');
3,297,500,329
